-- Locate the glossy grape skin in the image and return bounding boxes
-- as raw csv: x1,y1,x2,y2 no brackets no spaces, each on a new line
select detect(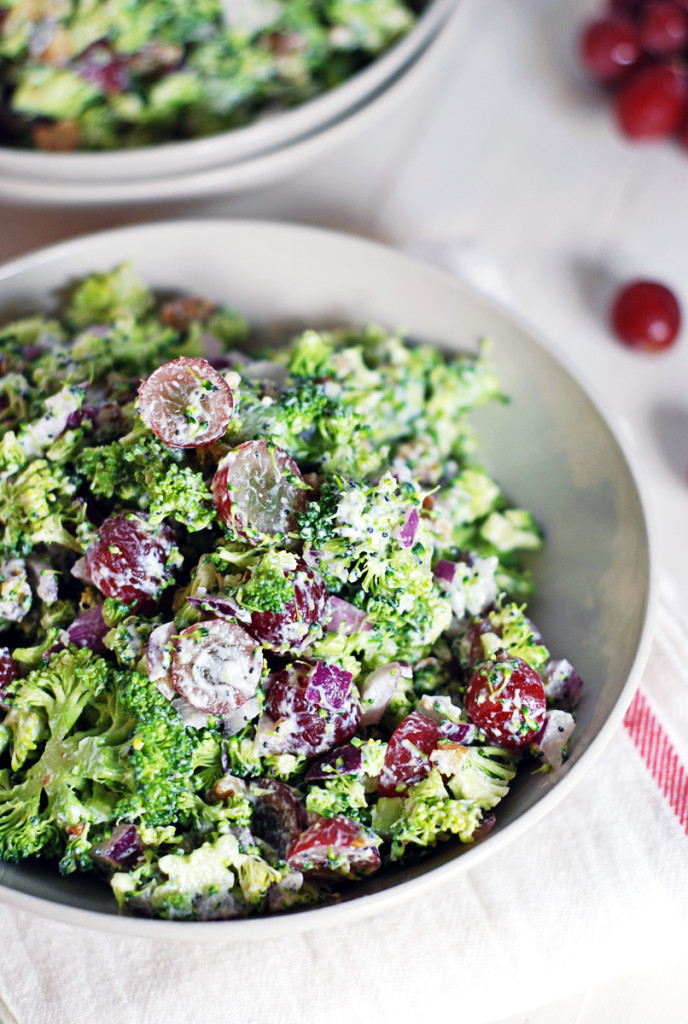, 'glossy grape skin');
211,440,308,545
377,711,443,796
265,660,361,757
465,656,547,749
613,62,685,139
579,17,641,81
638,2,688,55
286,816,381,879
85,512,179,610
611,279,682,350
138,356,234,448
